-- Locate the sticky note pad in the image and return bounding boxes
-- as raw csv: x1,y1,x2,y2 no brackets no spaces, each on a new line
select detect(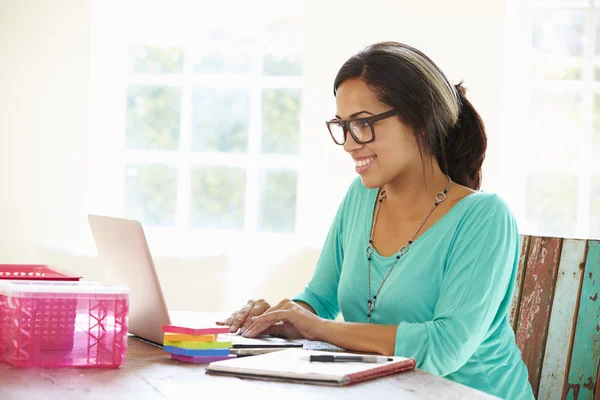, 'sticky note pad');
163,339,232,349
164,346,231,357
162,325,231,335
171,353,236,364
163,332,218,342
